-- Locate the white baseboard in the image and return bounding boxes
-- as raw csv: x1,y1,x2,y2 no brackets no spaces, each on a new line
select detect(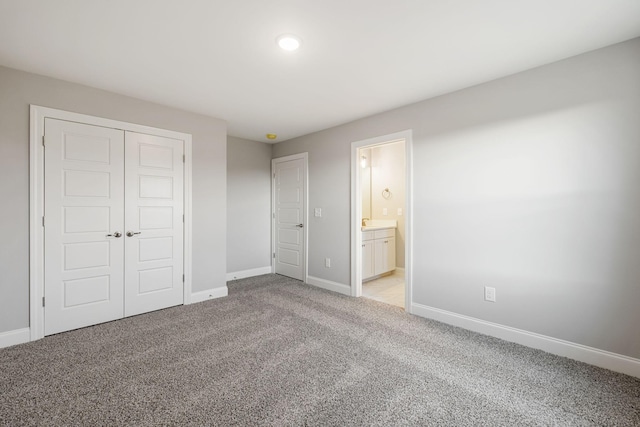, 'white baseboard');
226,266,272,281
190,286,229,304
411,303,640,379
0,327,30,349
306,275,351,296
